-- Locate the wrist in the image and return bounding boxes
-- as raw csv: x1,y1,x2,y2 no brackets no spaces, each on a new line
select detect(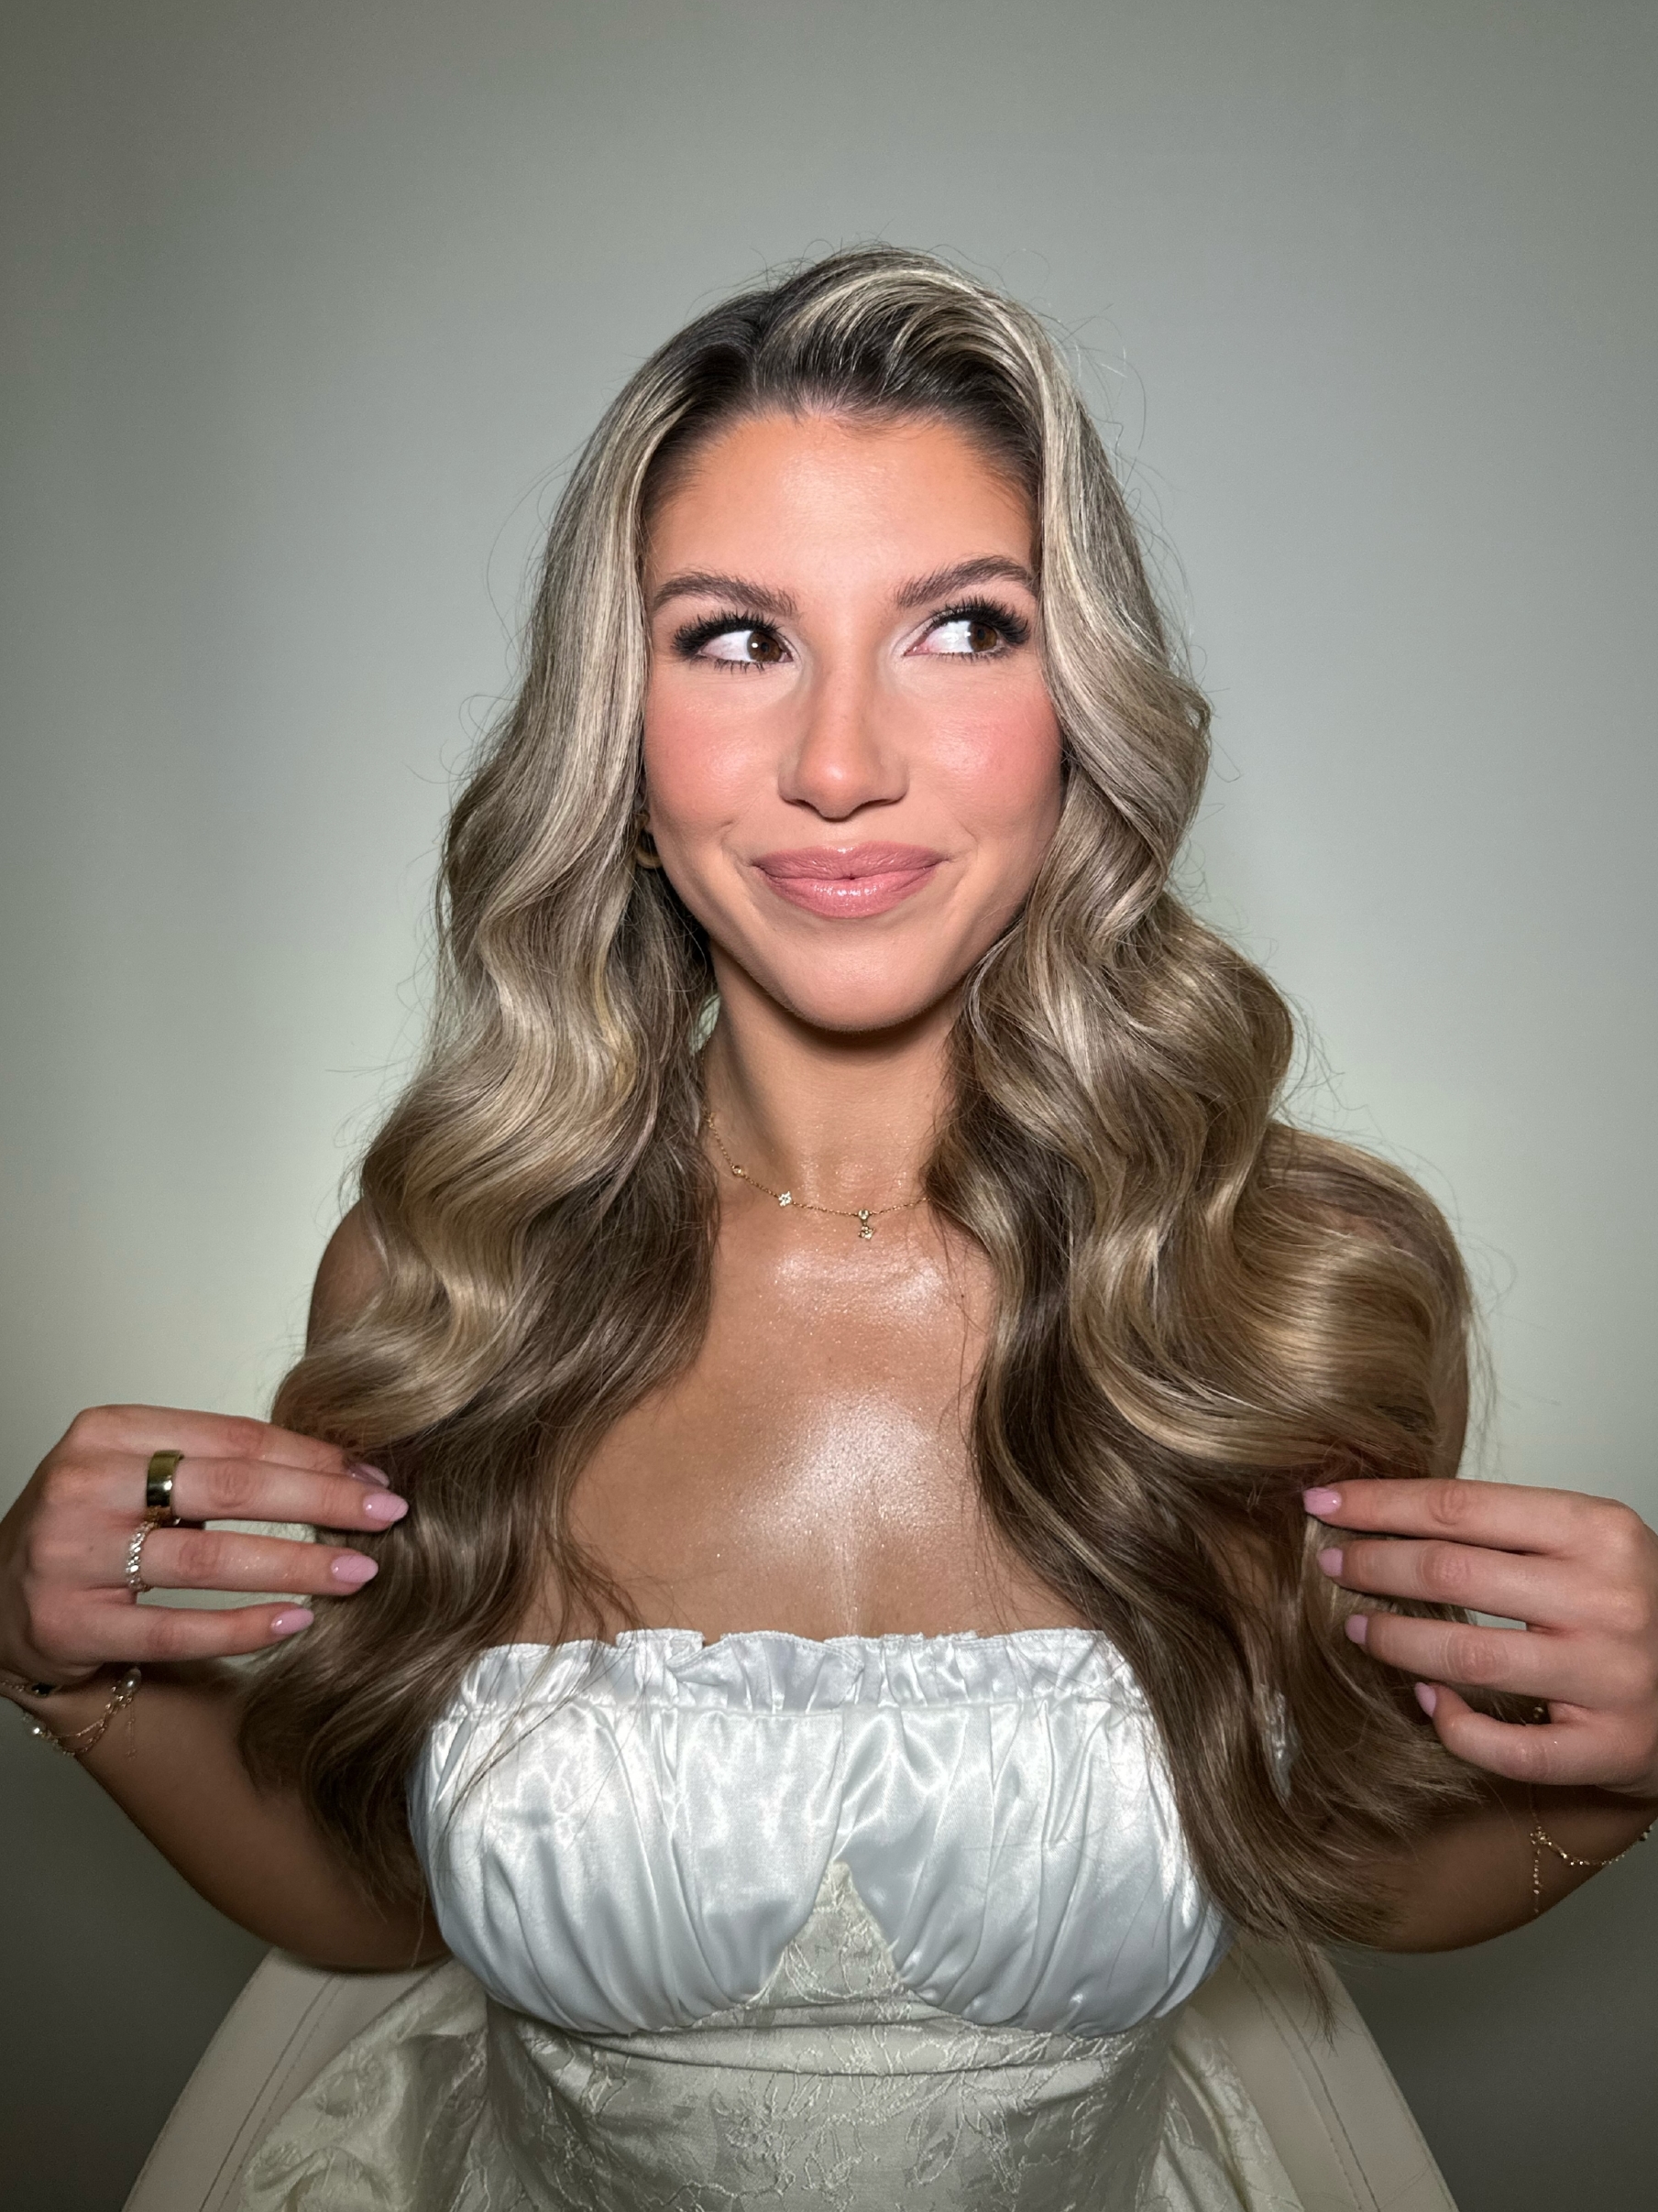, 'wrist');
11,1664,142,1759
1,1661,114,1713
